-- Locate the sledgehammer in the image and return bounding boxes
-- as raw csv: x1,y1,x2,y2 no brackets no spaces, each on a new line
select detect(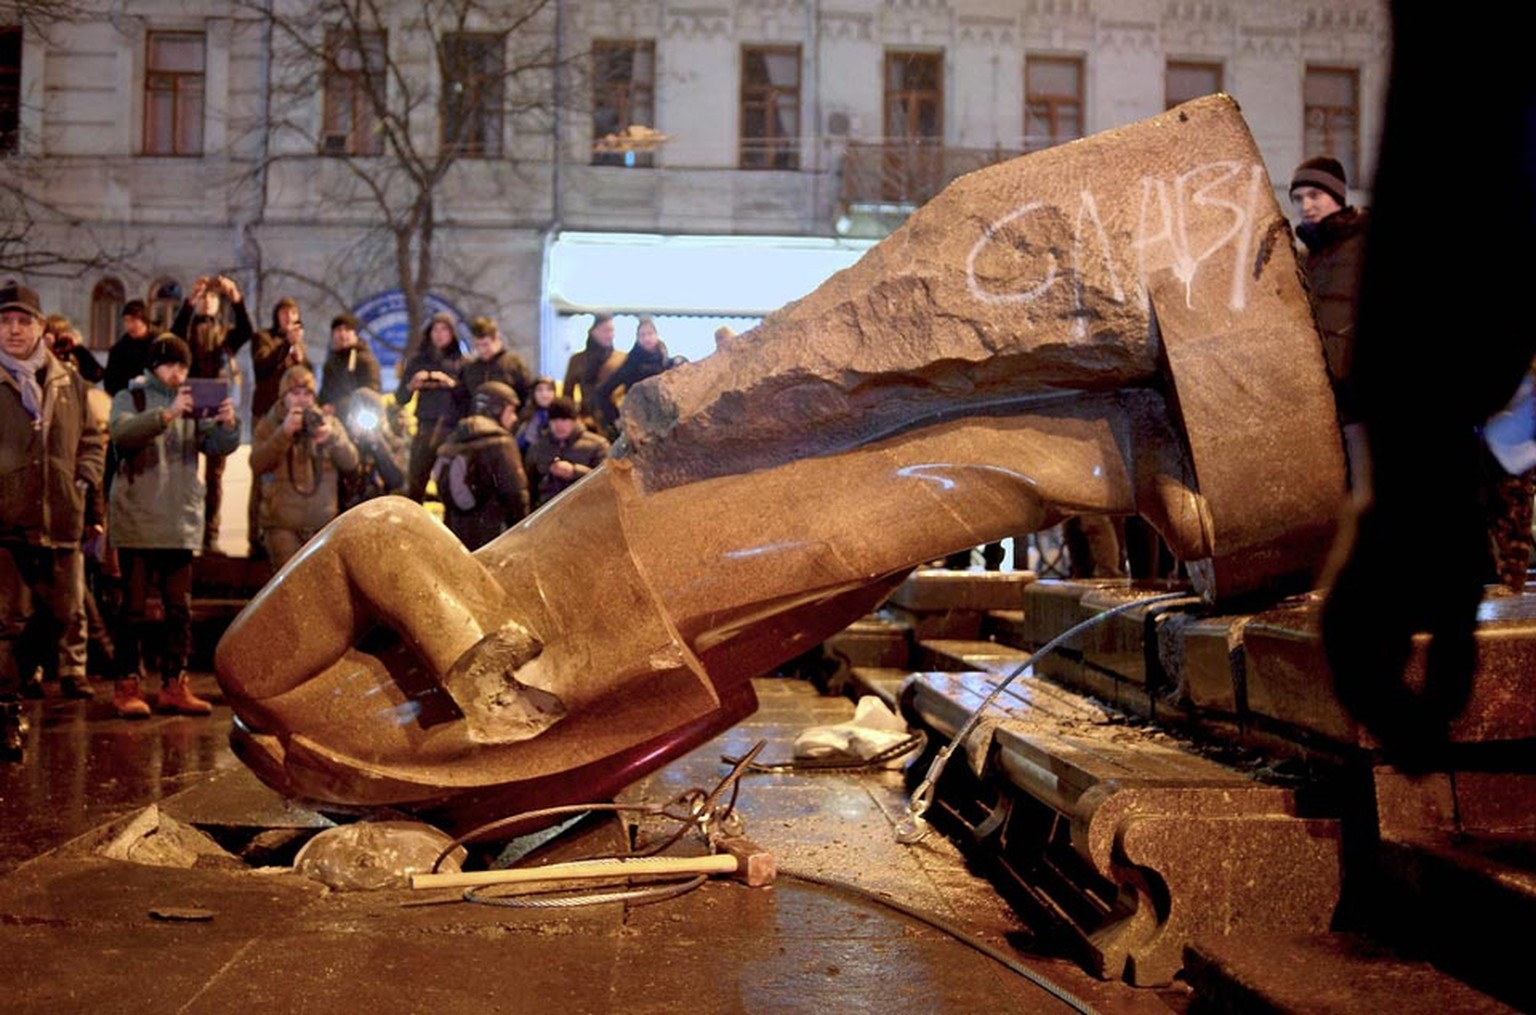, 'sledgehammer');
408,836,775,891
